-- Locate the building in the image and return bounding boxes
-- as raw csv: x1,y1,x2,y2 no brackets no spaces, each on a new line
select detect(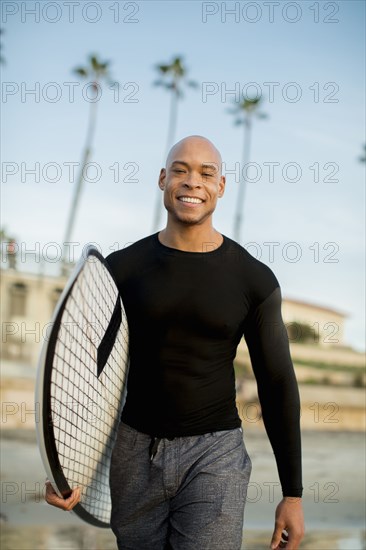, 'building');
1,267,349,369
1,268,66,367
282,297,348,347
